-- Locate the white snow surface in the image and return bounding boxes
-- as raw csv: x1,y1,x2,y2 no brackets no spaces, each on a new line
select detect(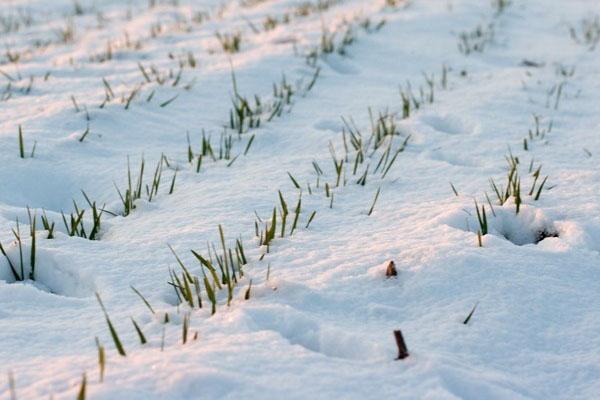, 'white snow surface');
1,0,600,398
